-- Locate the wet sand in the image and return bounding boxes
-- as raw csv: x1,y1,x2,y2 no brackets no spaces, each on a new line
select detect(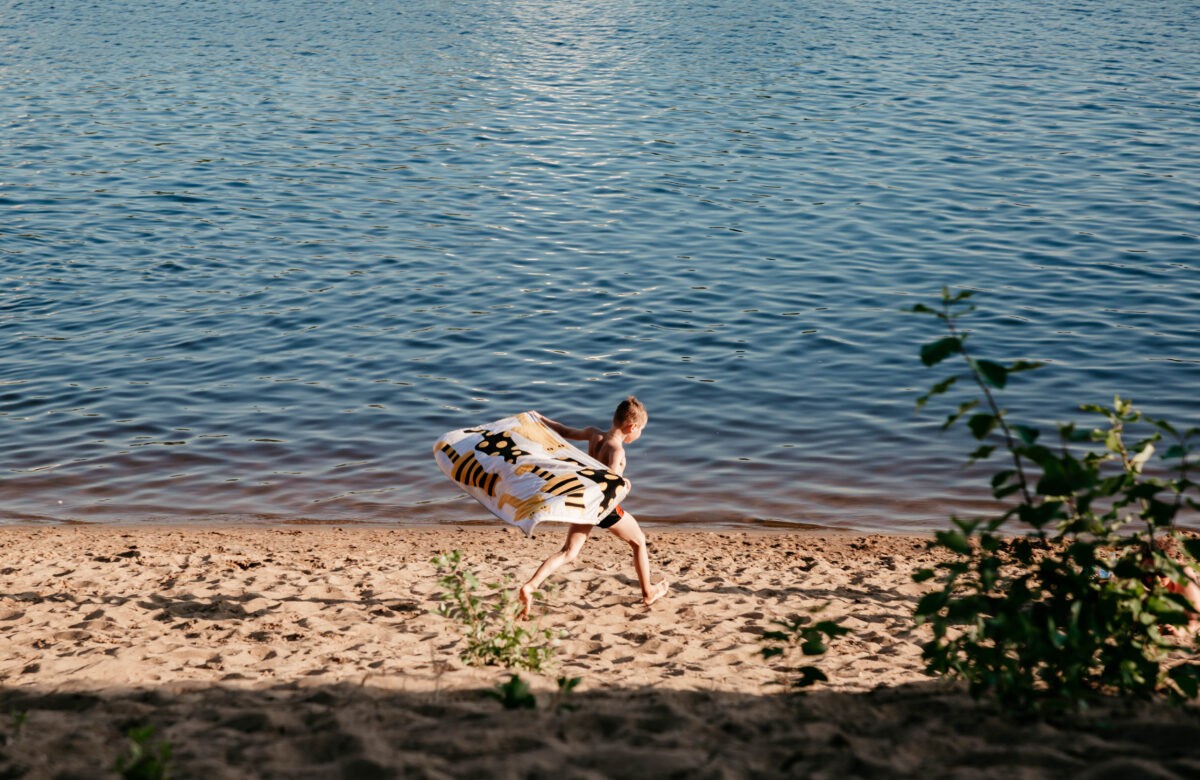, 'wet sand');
1,525,1198,778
